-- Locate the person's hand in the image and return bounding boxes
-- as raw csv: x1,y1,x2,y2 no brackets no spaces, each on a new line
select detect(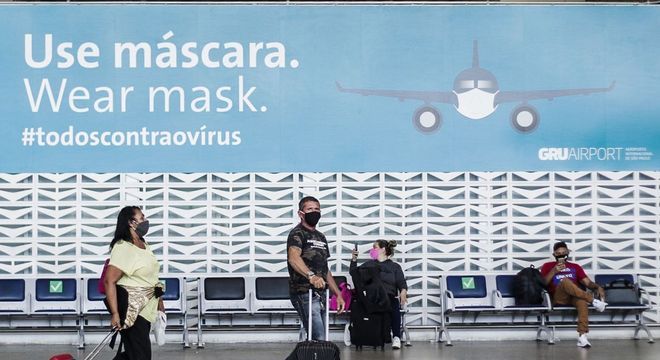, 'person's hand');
400,293,408,305
598,287,606,301
351,249,358,262
310,275,325,289
555,262,566,272
336,297,346,314
158,299,165,312
110,313,121,329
